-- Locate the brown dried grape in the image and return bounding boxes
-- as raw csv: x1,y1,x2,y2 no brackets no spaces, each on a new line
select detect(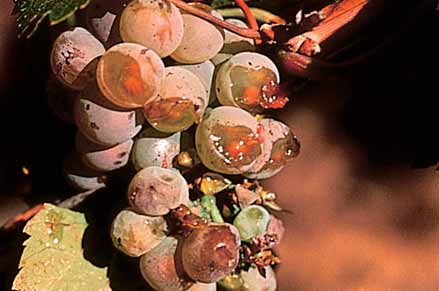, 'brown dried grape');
96,42,165,109
182,223,241,283
127,166,189,216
